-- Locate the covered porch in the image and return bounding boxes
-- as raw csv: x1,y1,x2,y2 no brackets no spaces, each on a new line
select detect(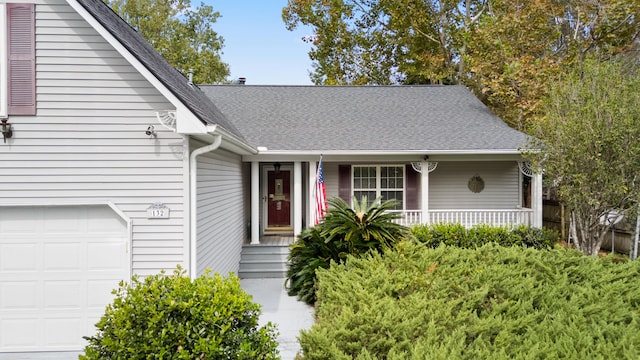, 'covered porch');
246,158,543,245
